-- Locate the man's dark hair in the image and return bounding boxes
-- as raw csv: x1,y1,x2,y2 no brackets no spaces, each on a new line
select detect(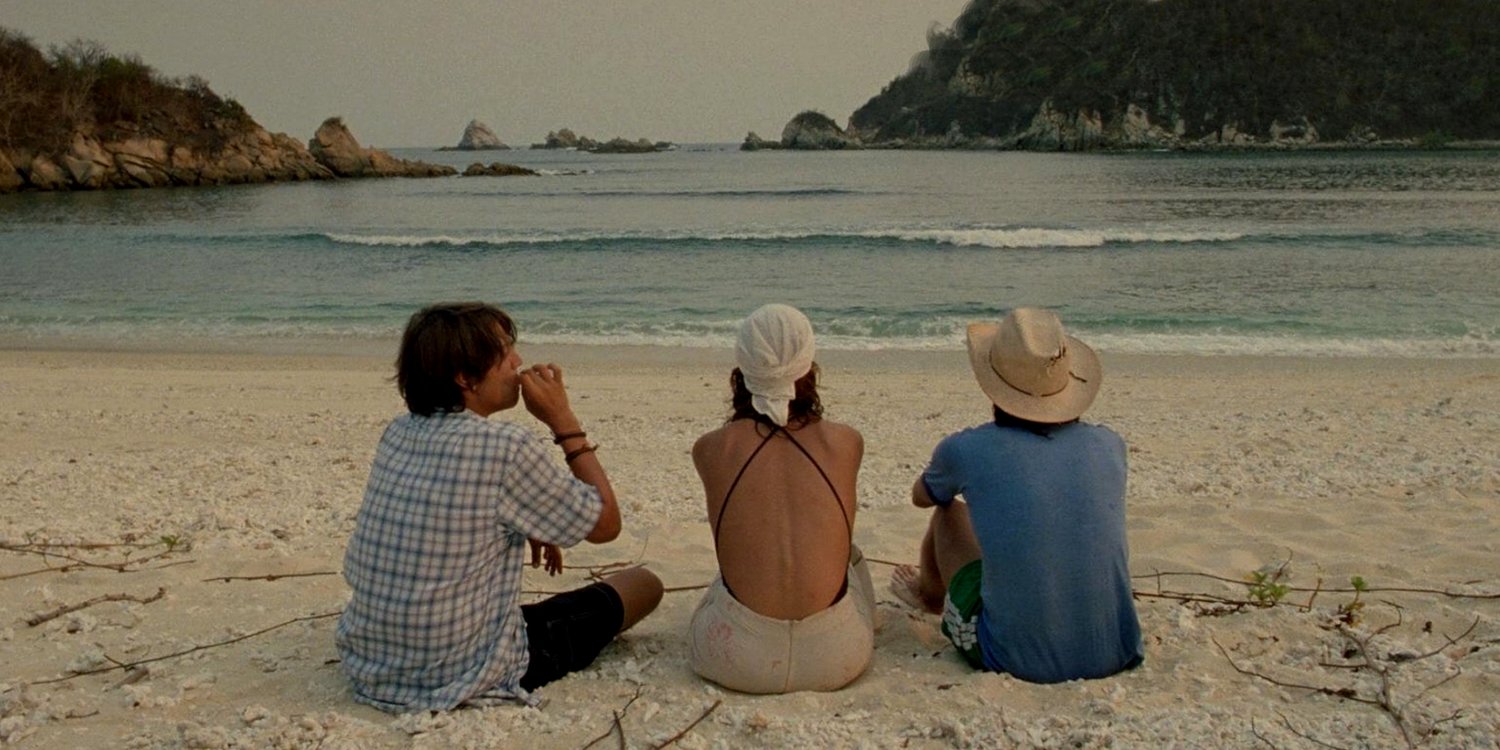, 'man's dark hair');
727,364,824,427
993,405,1076,438
396,302,515,416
